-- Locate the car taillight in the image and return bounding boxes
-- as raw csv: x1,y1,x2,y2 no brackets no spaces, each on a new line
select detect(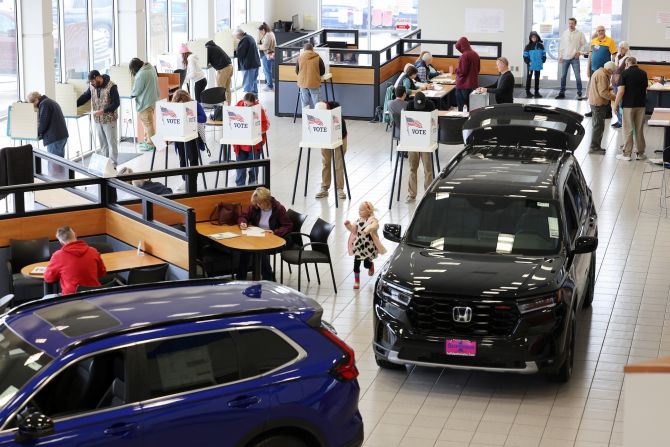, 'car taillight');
320,326,359,381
